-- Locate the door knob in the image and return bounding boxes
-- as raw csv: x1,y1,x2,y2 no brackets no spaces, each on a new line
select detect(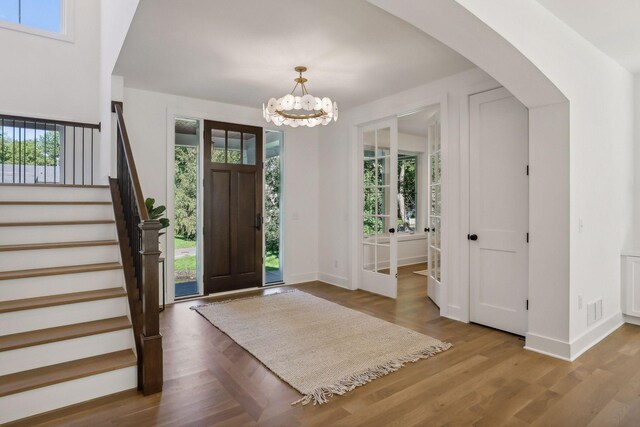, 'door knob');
468,234,478,241
389,228,396,233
